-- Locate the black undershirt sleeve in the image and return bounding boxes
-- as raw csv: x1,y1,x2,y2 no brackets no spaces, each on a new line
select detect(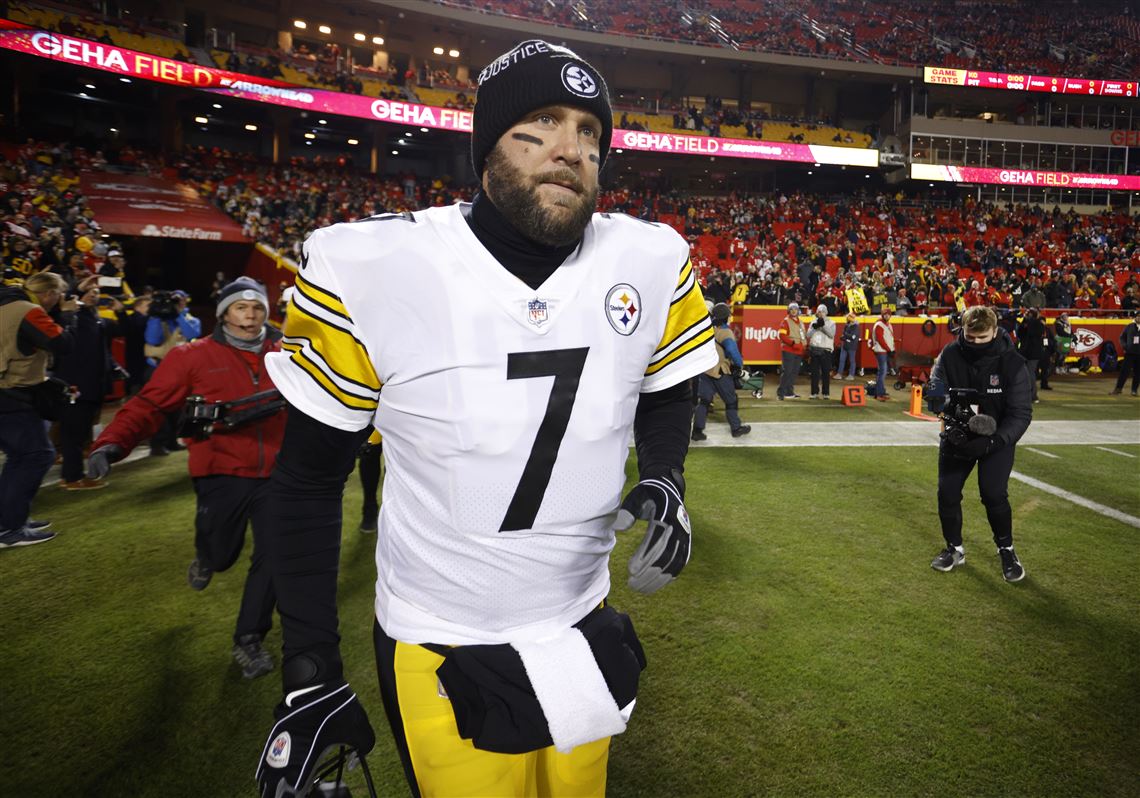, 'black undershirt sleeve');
632,379,694,490
268,403,371,688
